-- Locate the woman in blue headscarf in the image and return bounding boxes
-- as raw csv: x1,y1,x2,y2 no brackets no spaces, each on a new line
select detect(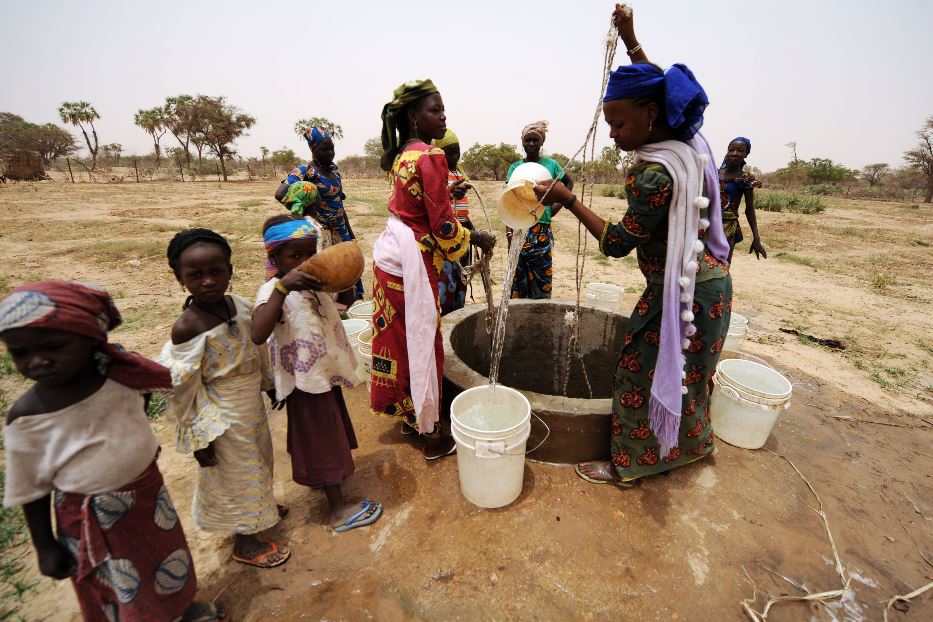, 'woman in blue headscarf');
532,5,732,487
720,136,766,261
275,126,365,301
